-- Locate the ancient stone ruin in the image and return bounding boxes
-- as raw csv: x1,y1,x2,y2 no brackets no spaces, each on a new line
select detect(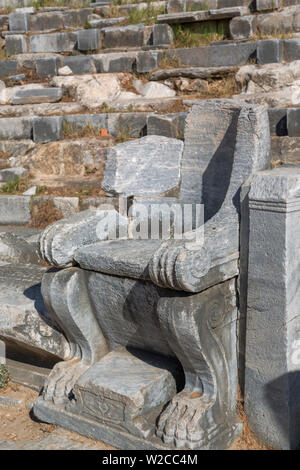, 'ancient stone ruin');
0,0,300,451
